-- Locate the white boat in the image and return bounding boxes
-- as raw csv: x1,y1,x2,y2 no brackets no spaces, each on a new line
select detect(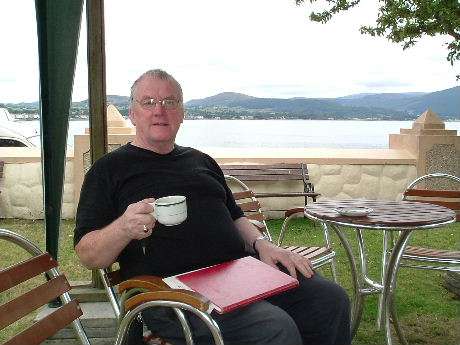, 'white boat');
0,108,40,147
